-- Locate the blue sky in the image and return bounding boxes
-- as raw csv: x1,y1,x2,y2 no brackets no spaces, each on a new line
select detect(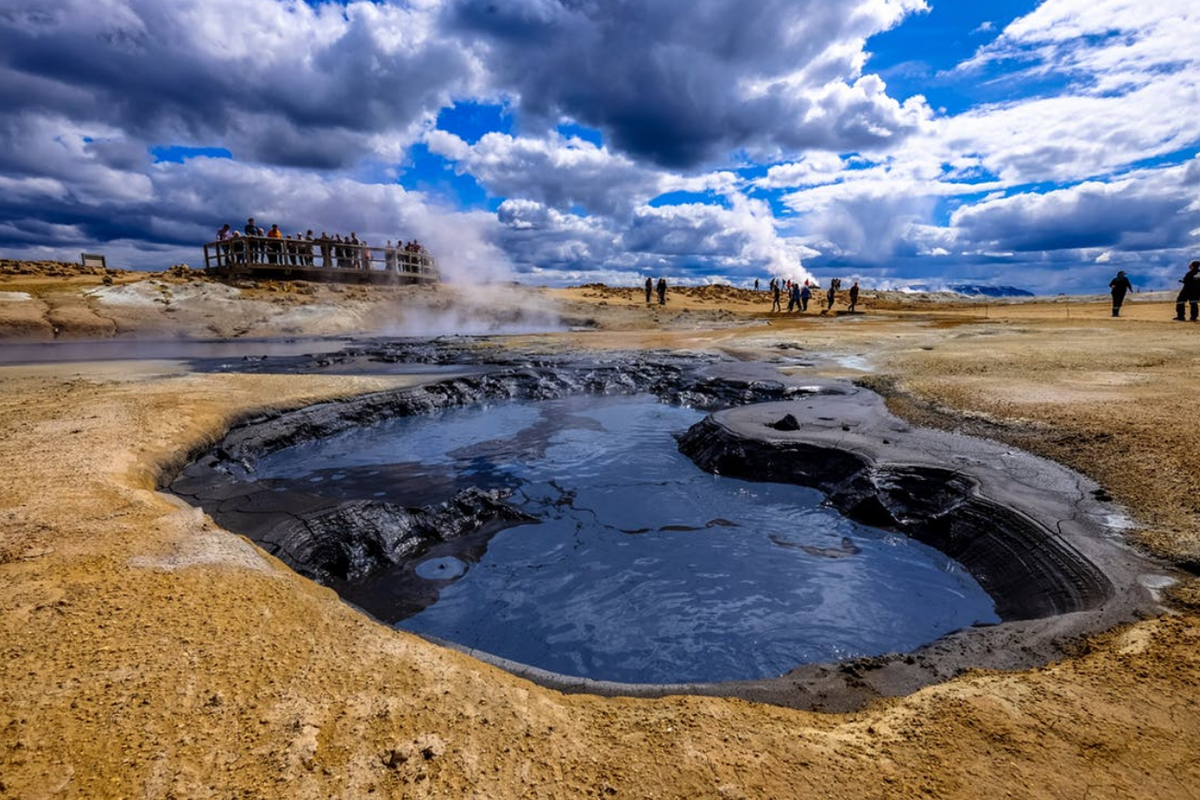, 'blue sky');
1,0,1198,293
